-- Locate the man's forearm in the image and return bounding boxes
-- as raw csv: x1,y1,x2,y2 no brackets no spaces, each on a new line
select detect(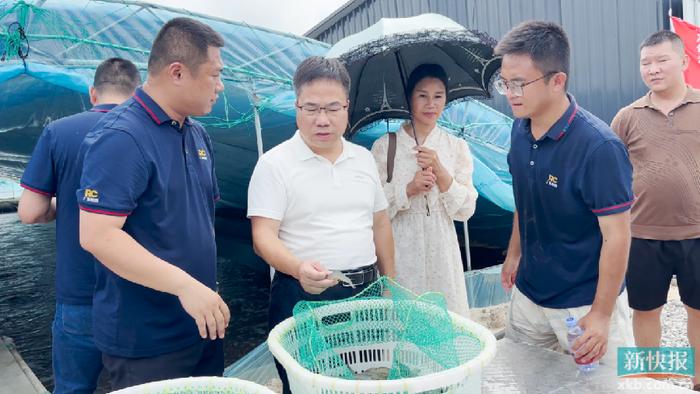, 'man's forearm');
18,193,56,224
252,231,302,278
592,230,630,317
45,198,57,222
36,204,56,223
373,215,395,277
506,211,521,258
82,226,193,296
